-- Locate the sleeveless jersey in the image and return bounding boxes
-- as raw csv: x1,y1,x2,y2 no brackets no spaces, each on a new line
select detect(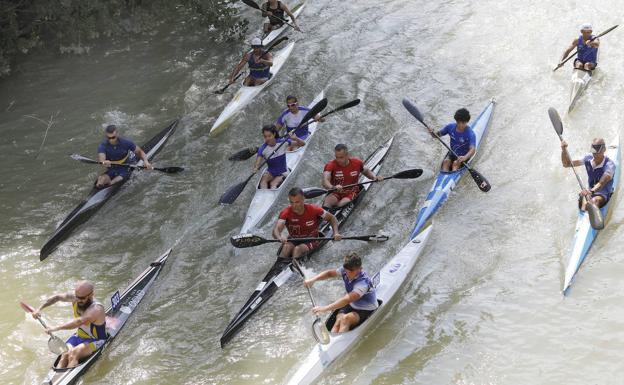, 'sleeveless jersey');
338,267,378,311
248,52,271,79
577,35,598,64
583,154,615,193
257,137,291,176
72,301,107,340
265,1,286,25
